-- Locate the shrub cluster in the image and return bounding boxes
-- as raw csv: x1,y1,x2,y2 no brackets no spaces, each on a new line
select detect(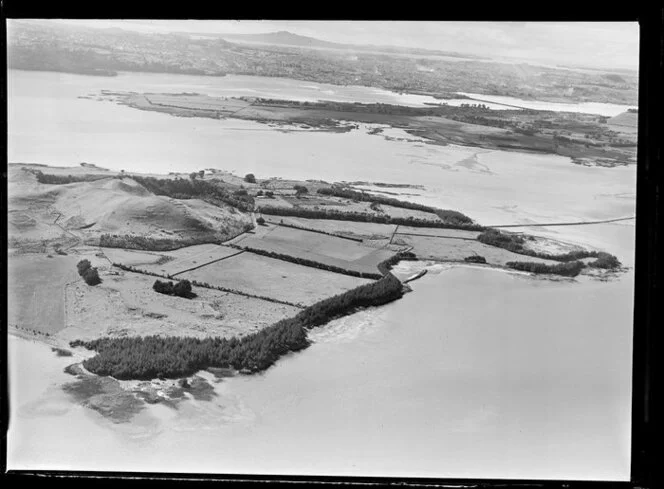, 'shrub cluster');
506,260,586,277
77,259,102,285
69,273,404,380
587,252,622,269
464,255,487,264
153,279,193,298
376,251,418,275
259,206,484,231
